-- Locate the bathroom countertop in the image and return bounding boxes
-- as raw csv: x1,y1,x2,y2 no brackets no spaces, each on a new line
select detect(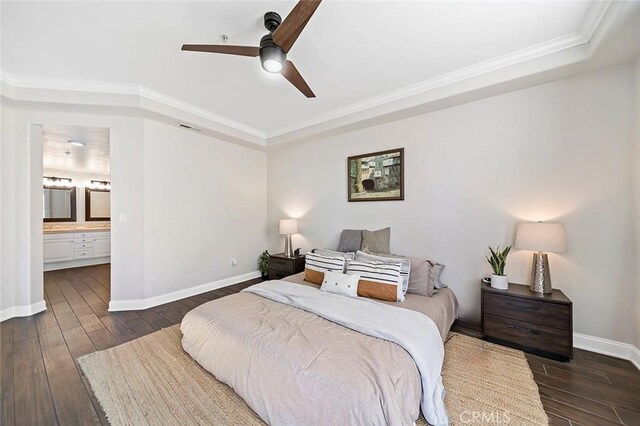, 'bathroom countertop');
43,226,111,234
